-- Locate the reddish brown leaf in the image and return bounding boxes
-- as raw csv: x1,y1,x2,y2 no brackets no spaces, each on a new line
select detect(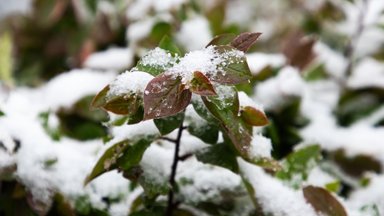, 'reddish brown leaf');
303,185,348,216
240,106,269,126
144,73,191,120
230,32,262,52
91,85,110,108
189,71,217,96
282,31,316,70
